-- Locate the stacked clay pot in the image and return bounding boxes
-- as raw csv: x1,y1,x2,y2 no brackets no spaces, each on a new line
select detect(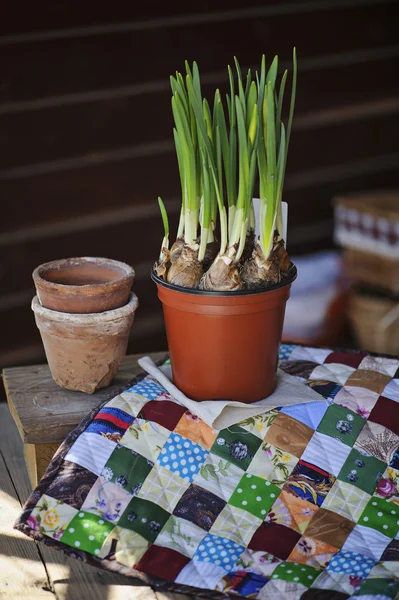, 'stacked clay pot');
32,257,138,394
